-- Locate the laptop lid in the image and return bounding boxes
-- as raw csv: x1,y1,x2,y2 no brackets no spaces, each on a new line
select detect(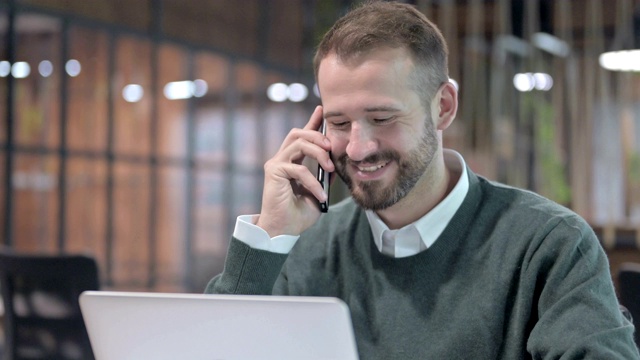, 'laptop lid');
79,291,359,360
